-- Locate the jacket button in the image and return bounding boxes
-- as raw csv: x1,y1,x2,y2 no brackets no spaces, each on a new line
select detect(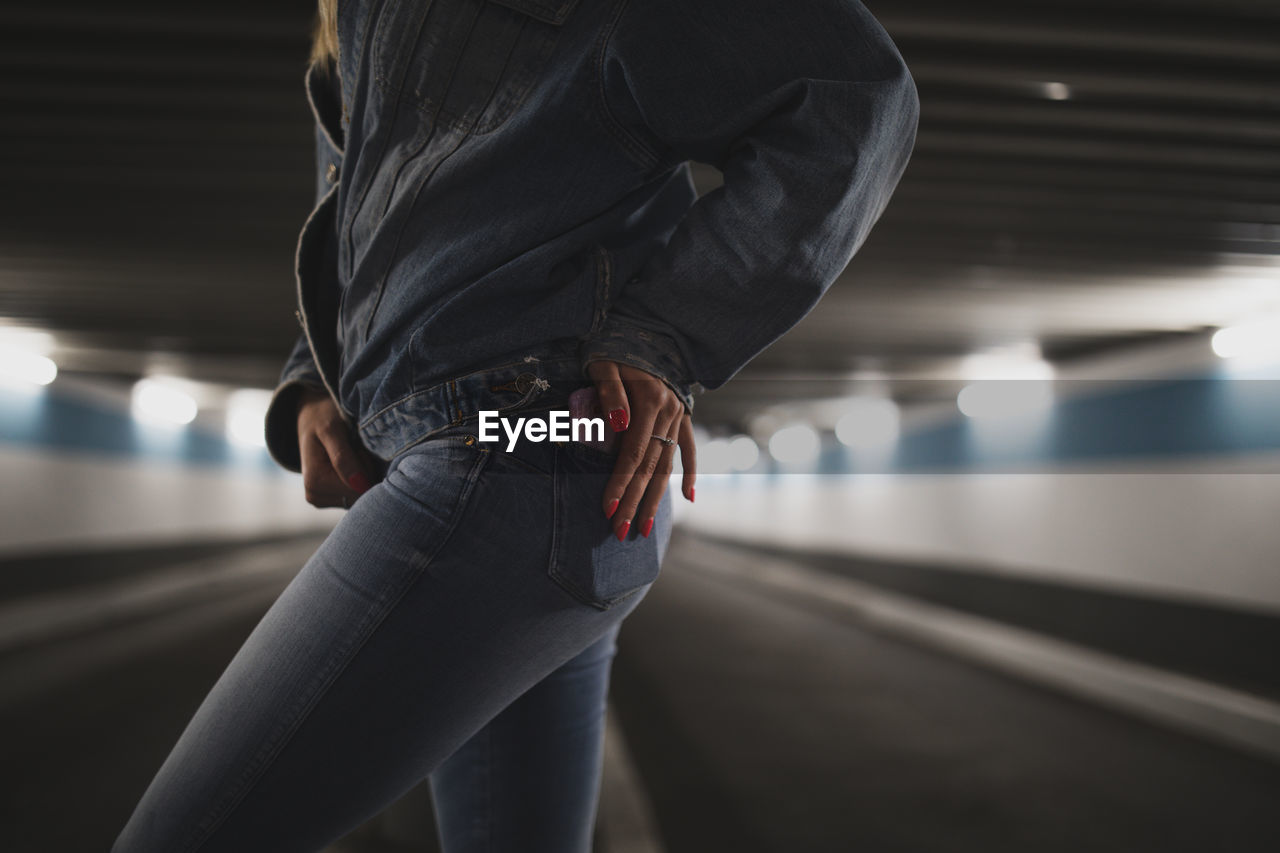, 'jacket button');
325,163,339,184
